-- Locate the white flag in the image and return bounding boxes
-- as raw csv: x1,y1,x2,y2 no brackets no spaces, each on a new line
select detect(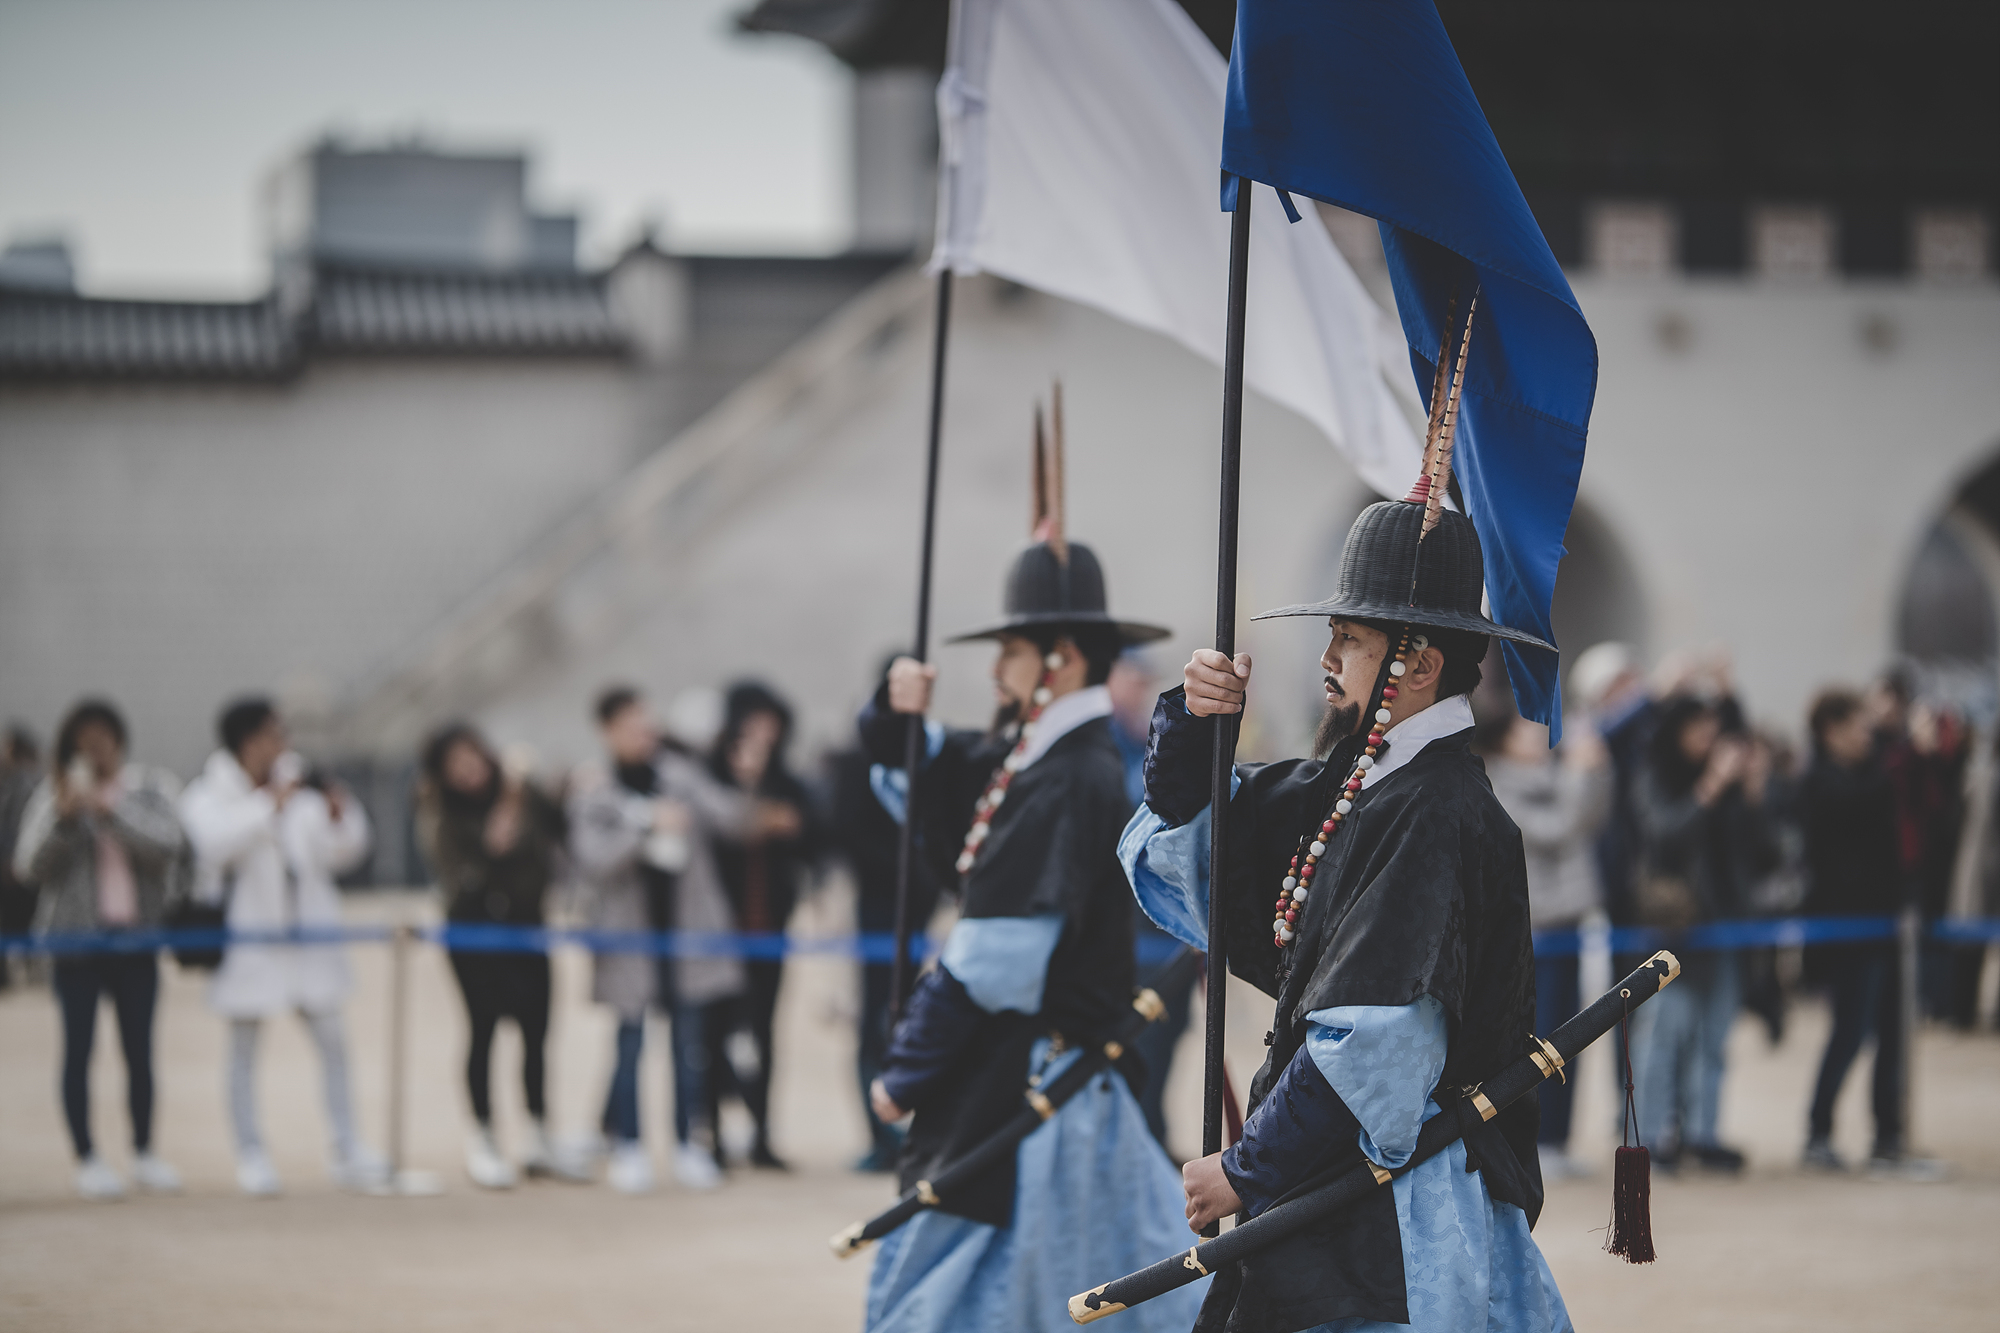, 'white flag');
930,0,1423,501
